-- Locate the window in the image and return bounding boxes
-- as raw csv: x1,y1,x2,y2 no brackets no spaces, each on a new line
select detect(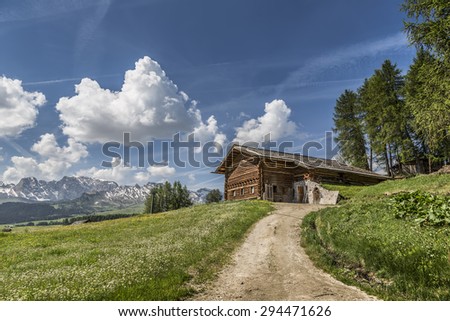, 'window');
251,186,255,194
232,190,236,197
273,185,277,193
241,188,245,195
